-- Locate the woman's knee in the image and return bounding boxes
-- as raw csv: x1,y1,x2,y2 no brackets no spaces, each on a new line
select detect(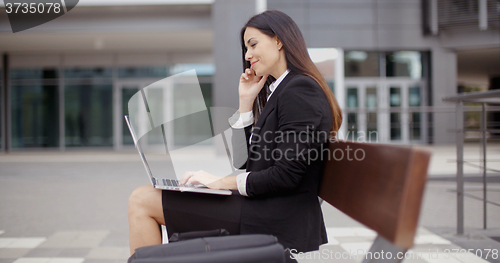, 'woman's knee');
129,185,157,212
128,185,165,224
